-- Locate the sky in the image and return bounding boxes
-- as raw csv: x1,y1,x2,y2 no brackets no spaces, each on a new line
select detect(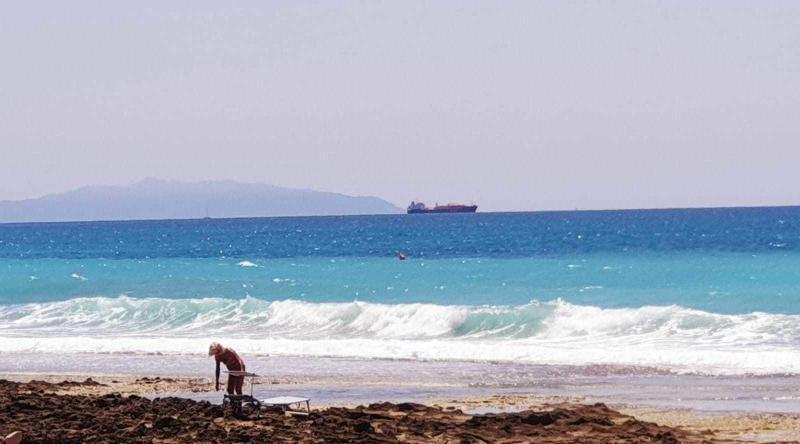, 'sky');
1,1,799,212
